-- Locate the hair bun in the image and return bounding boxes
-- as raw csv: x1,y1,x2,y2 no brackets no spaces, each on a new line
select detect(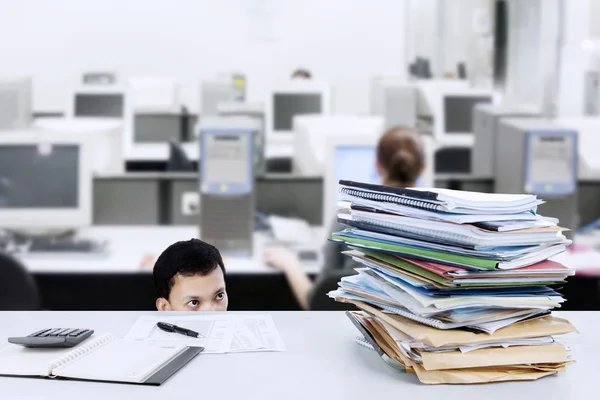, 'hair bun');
389,149,421,186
